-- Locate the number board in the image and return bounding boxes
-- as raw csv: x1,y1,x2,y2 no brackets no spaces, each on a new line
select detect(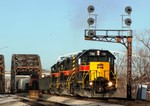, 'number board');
89,52,96,56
